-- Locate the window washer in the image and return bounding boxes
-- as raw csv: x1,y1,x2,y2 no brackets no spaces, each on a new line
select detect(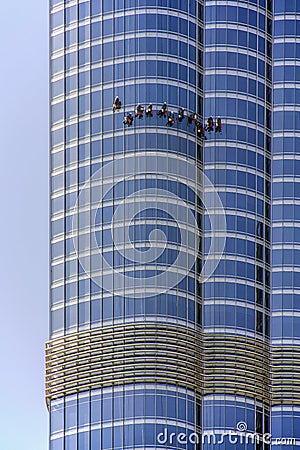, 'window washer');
135,104,144,119
146,104,153,117
196,122,207,139
167,111,175,127
188,112,198,124
113,96,122,112
177,107,185,122
215,117,222,133
206,116,214,132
